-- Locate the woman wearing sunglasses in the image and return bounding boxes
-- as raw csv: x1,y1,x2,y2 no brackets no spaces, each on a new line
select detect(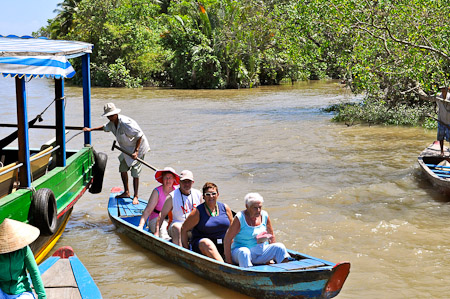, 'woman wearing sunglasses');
181,182,233,261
